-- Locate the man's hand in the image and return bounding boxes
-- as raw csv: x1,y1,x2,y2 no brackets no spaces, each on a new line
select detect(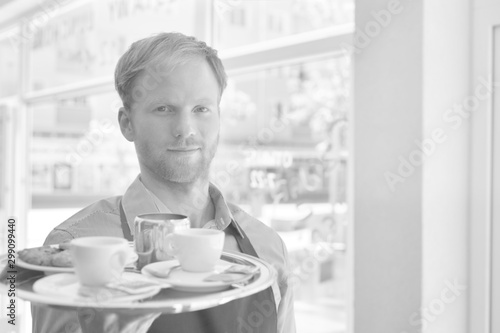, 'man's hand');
77,308,161,333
